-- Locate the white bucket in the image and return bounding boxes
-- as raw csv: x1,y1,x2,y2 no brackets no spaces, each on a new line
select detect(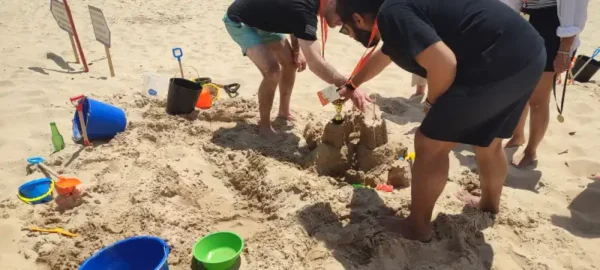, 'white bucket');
142,72,170,97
